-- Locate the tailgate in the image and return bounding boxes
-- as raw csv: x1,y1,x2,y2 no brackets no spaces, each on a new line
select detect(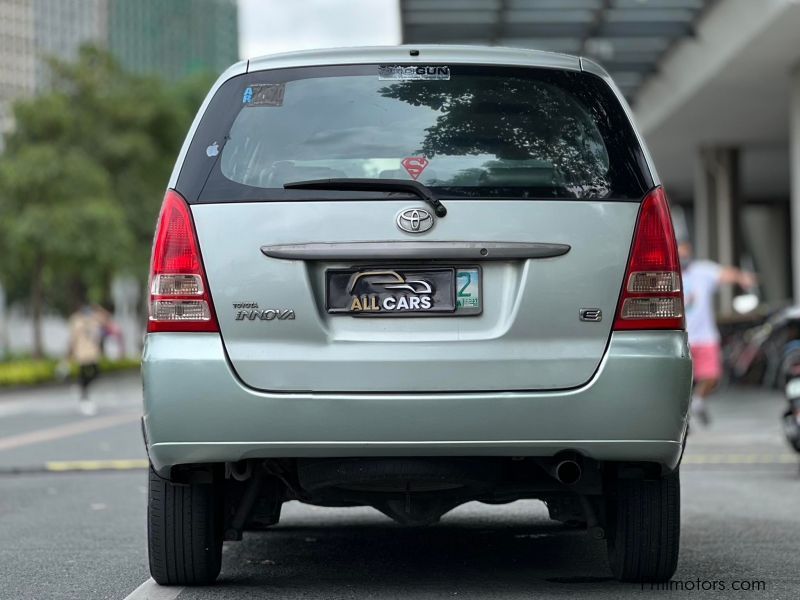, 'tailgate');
193,199,638,392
